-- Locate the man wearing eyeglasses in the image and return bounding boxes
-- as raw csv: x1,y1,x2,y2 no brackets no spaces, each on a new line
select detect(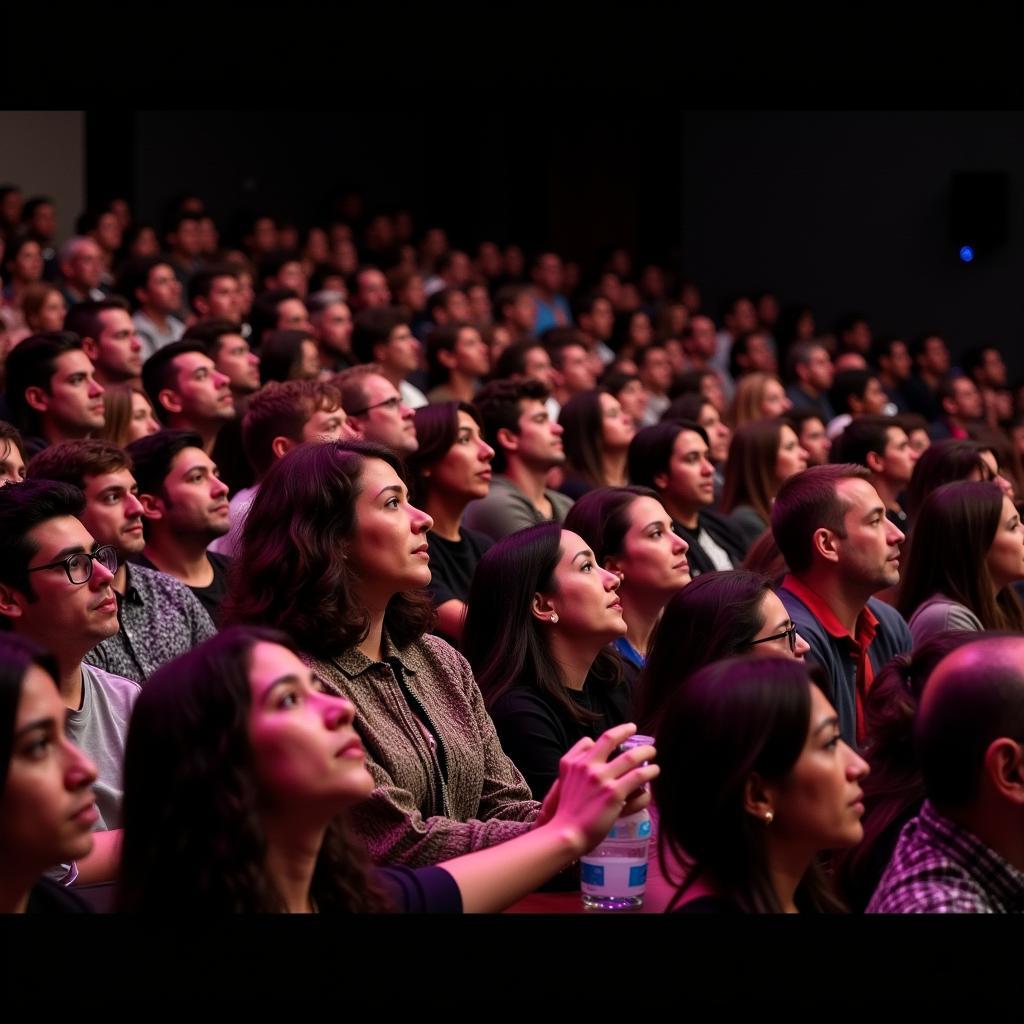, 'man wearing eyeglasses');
0,478,140,884
27,439,217,684
334,363,419,455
